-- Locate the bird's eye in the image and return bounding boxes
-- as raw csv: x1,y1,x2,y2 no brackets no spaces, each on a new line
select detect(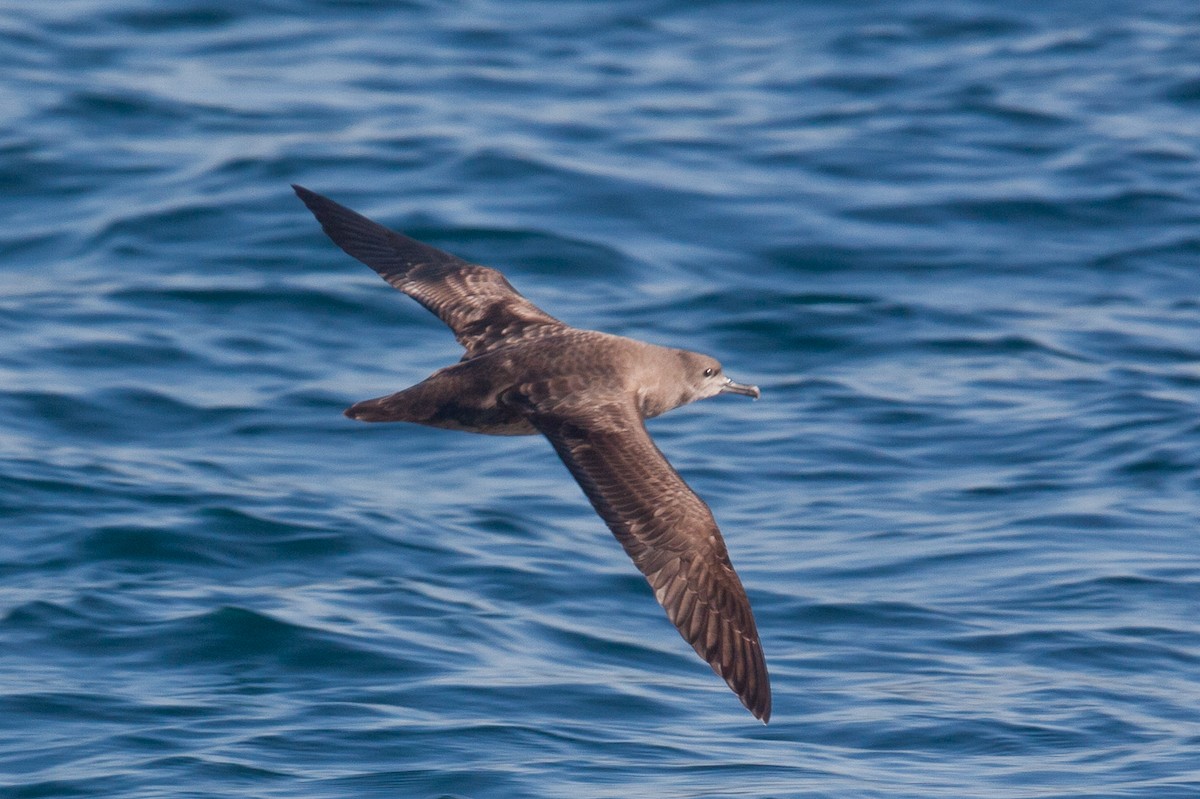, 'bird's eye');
703,367,714,377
